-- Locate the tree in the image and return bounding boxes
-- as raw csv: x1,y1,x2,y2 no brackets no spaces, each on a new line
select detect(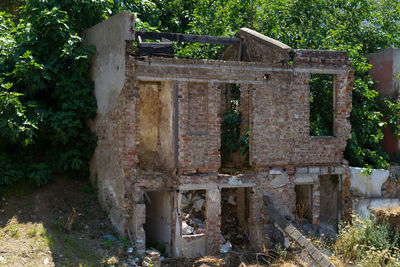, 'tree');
175,0,400,169
2,0,400,189
0,0,113,186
